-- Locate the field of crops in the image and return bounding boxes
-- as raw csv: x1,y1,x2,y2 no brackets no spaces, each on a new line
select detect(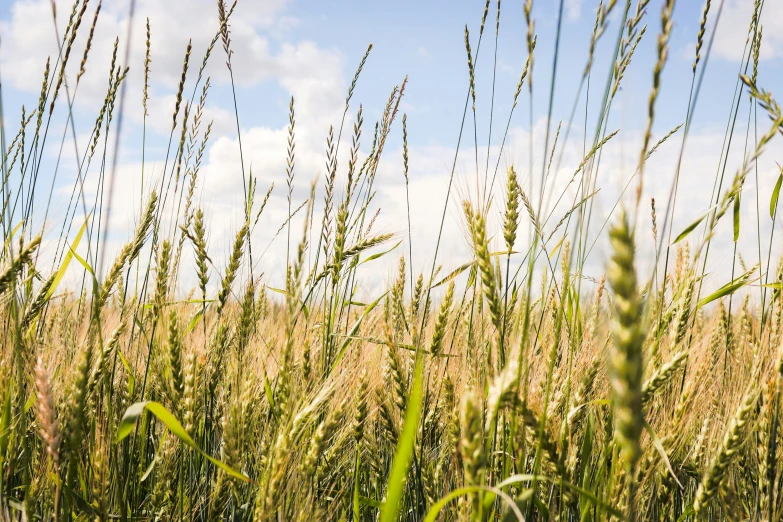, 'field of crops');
1,0,782,520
